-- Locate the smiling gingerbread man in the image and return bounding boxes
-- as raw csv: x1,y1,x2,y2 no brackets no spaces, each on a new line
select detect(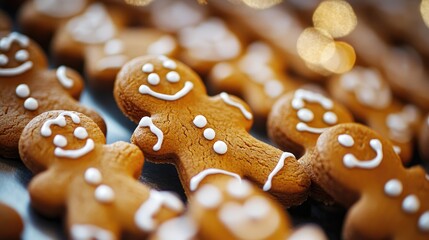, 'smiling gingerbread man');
115,55,310,207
